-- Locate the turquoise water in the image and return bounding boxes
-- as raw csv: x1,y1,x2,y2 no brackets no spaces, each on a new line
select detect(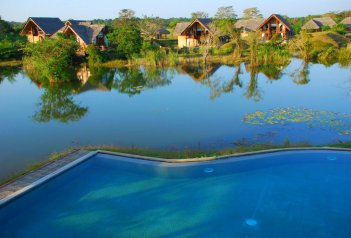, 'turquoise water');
1,150,351,237
0,60,351,179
